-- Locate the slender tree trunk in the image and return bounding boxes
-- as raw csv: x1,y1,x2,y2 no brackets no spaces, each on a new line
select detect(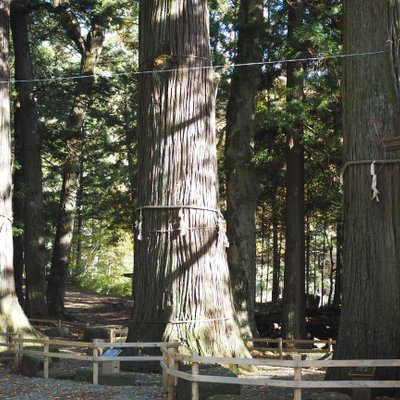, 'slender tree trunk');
74,160,84,276
327,236,334,305
129,0,251,362
0,0,34,334
305,216,310,299
271,196,280,302
332,222,342,306
11,0,47,318
47,15,104,317
225,0,263,337
332,0,400,385
282,0,306,340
